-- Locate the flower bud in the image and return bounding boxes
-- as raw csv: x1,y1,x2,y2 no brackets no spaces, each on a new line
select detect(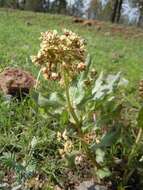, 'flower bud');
42,67,48,73
62,62,67,69
57,132,62,142
43,73,49,80
84,79,91,86
75,154,84,165
31,29,86,82
90,69,97,78
59,149,65,157
62,129,68,141
77,63,86,71
51,72,59,80
59,79,65,87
